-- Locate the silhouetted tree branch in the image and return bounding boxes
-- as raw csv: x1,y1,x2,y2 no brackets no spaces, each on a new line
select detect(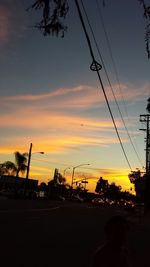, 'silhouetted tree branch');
139,0,150,58
0,152,28,177
27,0,69,37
